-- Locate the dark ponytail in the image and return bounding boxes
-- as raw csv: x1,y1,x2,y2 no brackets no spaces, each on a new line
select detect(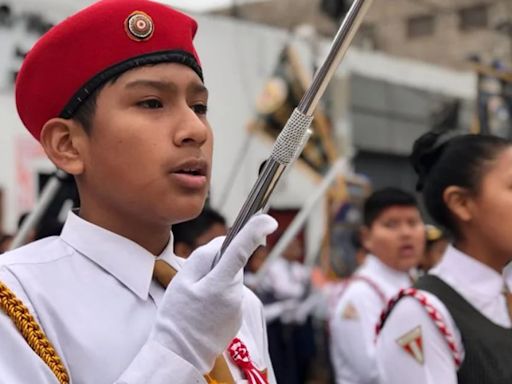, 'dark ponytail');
410,133,511,237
